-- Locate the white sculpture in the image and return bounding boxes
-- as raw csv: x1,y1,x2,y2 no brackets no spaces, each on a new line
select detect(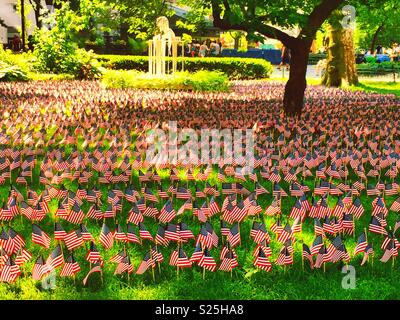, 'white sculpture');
148,16,184,76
